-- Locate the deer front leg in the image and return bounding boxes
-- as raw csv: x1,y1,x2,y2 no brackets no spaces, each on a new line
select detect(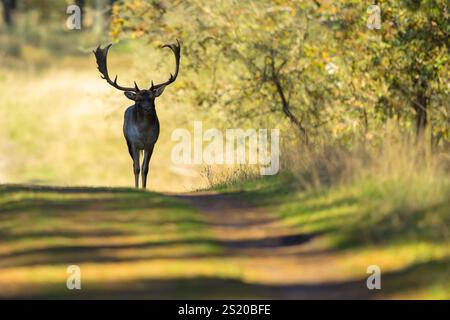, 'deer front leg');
131,147,140,188
141,146,154,189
